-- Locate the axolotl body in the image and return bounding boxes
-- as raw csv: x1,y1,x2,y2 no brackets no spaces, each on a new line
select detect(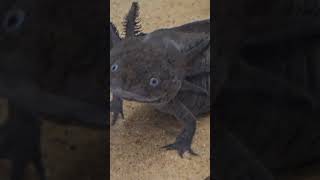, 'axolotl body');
110,2,210,157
